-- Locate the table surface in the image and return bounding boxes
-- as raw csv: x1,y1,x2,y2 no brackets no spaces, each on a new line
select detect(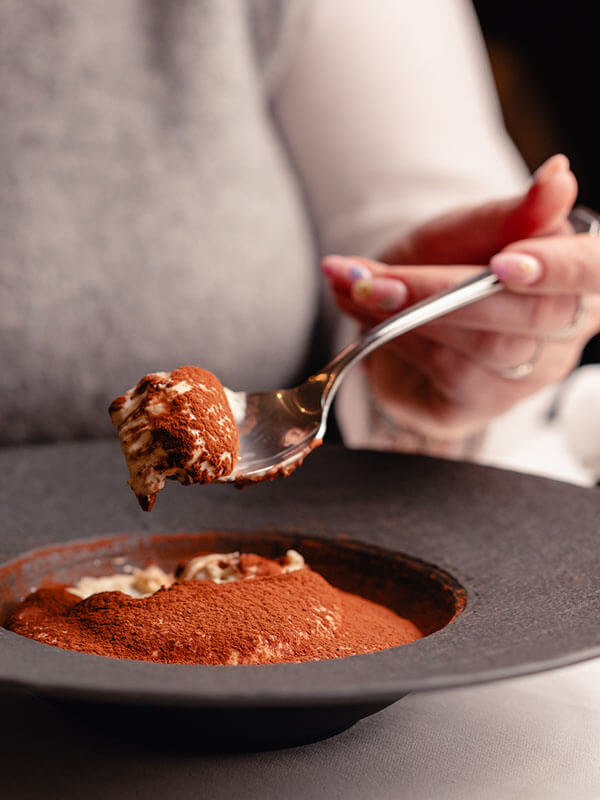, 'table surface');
2,657,600,800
